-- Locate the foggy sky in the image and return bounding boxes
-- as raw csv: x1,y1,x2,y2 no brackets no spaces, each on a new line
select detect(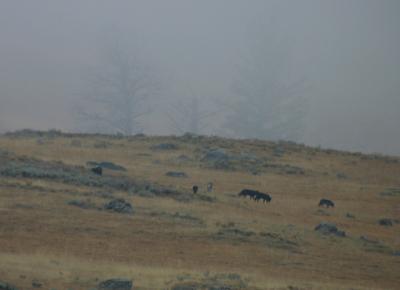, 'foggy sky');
1,0,399,155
